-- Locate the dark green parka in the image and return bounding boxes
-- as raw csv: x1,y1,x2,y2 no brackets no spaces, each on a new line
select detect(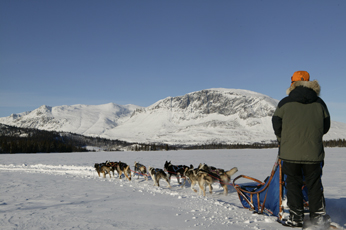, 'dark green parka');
272,80,330,164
